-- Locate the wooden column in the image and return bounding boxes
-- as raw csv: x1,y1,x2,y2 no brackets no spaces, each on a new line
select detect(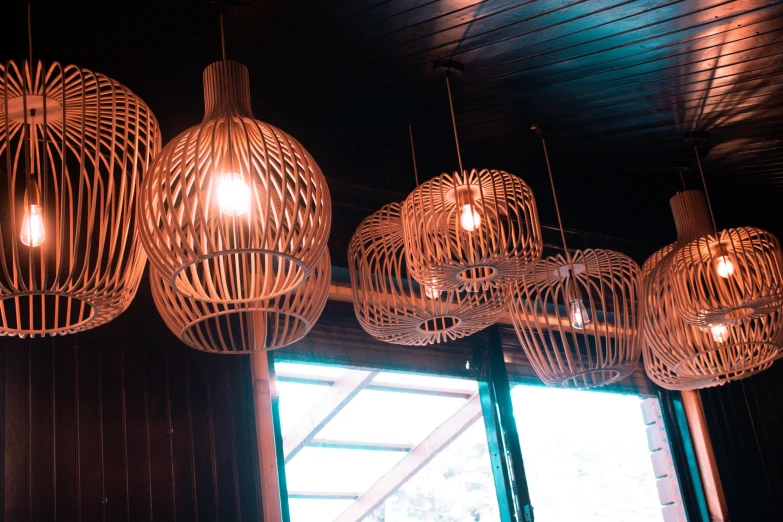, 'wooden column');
250,345,284,522
681,390,729,522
